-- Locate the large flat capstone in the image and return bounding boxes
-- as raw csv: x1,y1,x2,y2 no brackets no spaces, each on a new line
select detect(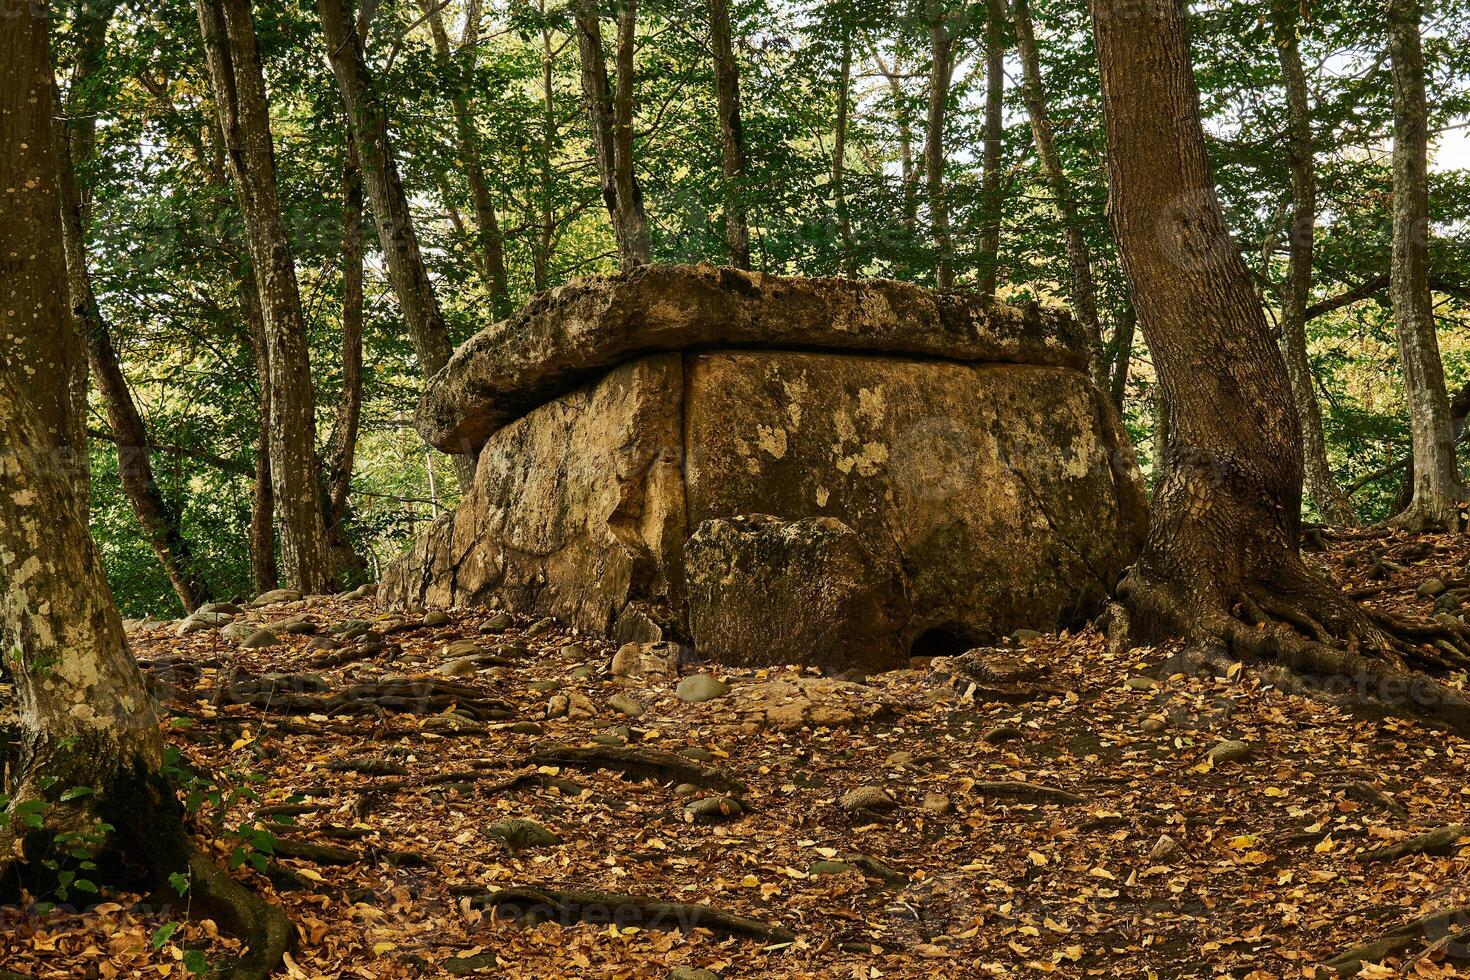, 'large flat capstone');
384,266,1147,669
